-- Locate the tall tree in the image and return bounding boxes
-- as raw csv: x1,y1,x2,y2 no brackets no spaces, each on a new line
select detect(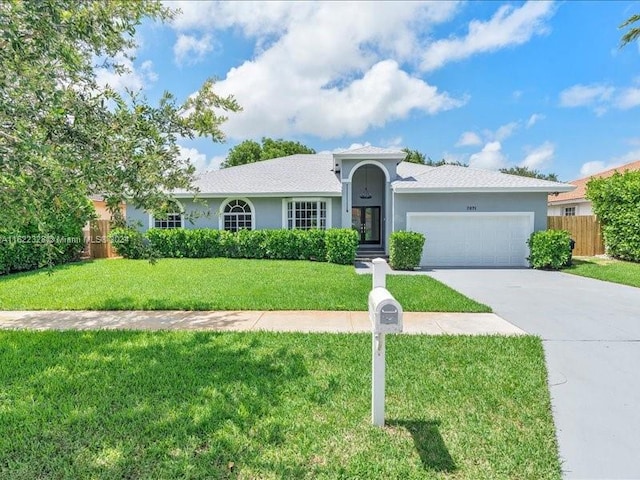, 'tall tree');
620,14,640,48
499,166,559,182
0,0,239,272
221,138,315,168
0,0,240,231
401,147,426,164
